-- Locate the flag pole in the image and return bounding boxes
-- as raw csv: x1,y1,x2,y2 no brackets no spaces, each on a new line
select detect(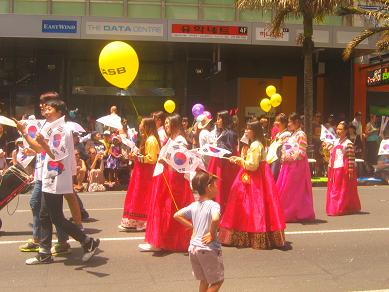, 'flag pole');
162,172,179,211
